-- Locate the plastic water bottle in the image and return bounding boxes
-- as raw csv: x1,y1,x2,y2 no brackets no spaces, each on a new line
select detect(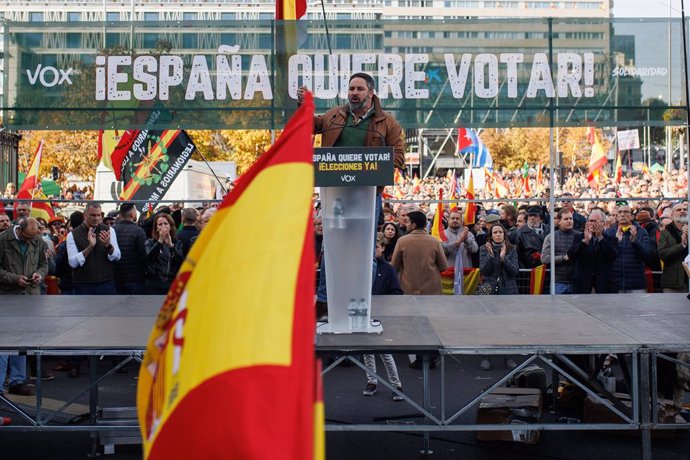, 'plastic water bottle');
348,298,358,330
332,198,345,229
358,298,369,329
